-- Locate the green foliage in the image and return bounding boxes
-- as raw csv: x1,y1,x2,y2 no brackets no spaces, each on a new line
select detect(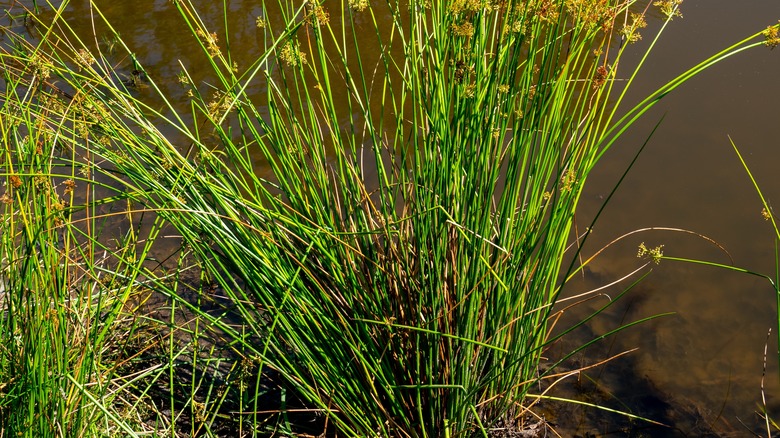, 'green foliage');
0,0,776,436
0,57,146,435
